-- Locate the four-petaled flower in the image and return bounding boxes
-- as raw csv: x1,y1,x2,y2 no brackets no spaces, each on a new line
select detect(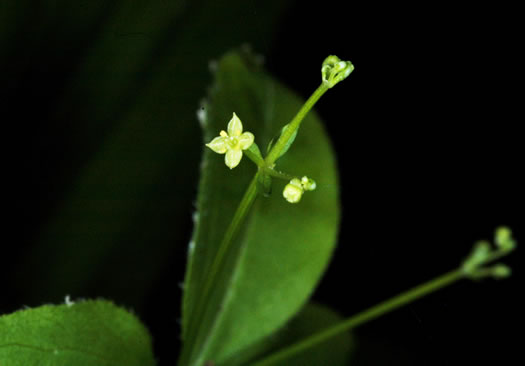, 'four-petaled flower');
206,113,255,169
